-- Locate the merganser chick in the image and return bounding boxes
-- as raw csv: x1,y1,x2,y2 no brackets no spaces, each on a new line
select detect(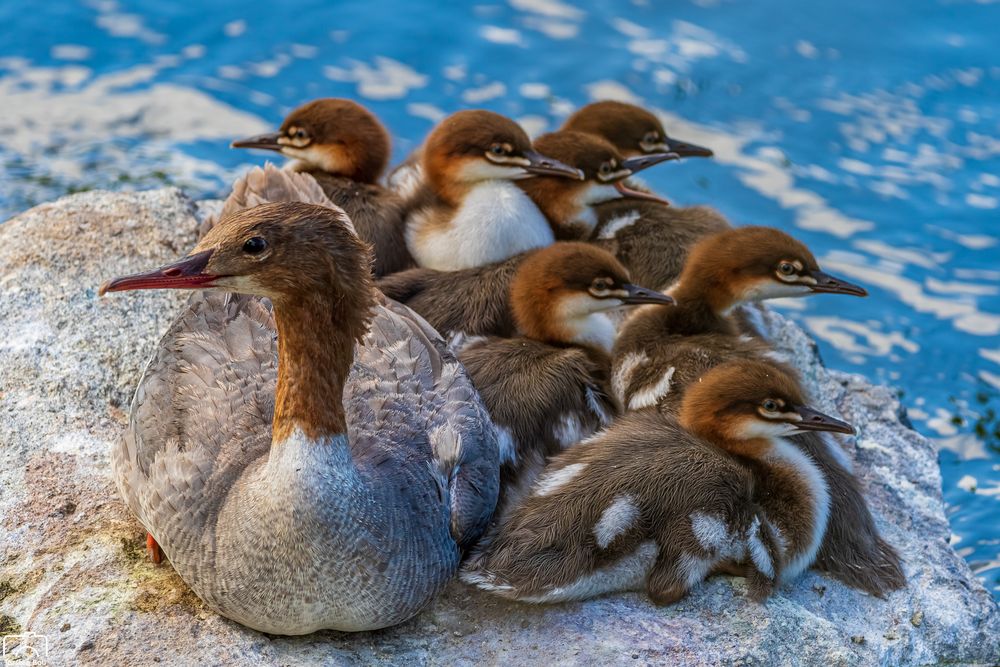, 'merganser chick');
613,226,867,410
517,130,676,240
231,98,412,276
612,226,905,597
561,100,727,290
404,109,583,270
99,202,499,634
463,359,852,604
455,243,673,512
562,100,714,159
